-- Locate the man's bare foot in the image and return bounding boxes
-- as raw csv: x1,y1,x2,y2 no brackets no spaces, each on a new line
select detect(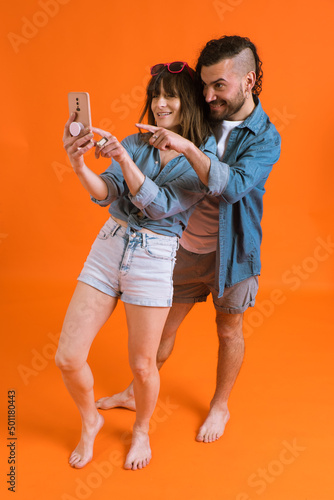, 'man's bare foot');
69,413,104,468
124,427,152,470
96,386,136,412
196,405,230,443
